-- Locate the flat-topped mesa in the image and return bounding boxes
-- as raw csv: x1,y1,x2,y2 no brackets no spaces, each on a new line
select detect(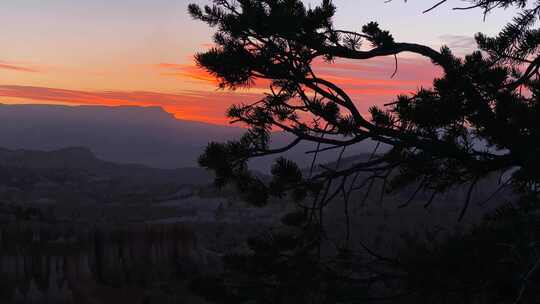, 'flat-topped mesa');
0,104,176,124
0,103,382,171
0,103,244,169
